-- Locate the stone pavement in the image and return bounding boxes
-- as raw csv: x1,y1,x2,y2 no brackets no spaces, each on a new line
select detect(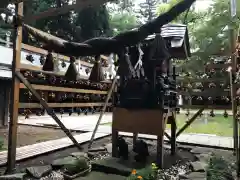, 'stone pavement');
18,113,112,130
18,113,234,149
74,125,233,149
